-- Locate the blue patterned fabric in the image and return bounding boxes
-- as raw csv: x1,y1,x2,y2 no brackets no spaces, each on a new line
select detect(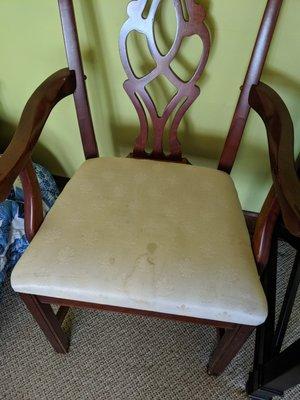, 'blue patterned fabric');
0,164,59,290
